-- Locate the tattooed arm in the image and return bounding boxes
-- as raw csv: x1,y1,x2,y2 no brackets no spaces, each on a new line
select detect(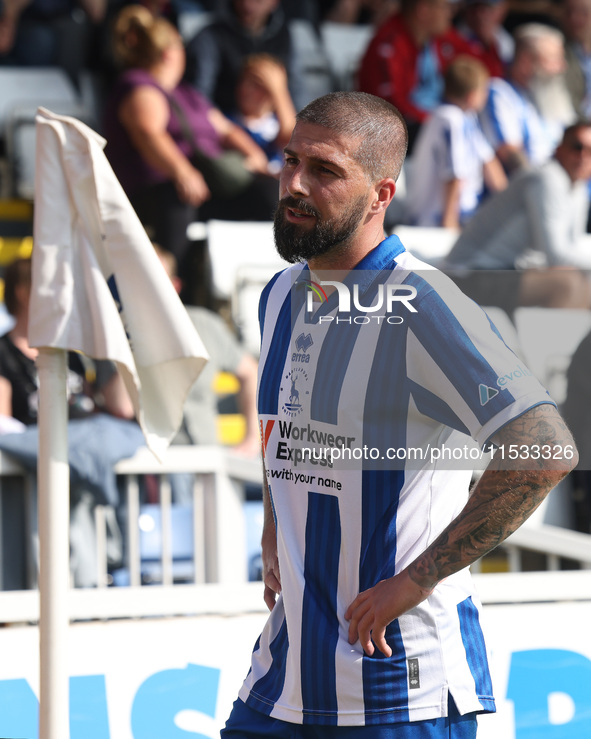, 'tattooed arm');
345,403,578,656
